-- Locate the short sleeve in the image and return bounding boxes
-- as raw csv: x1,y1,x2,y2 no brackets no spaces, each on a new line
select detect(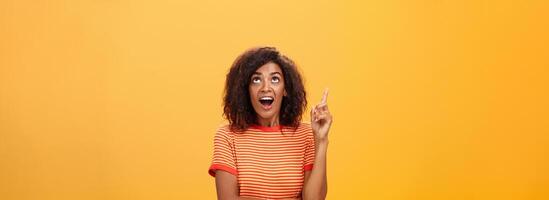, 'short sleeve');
208,126,238,177
303,124,315,171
